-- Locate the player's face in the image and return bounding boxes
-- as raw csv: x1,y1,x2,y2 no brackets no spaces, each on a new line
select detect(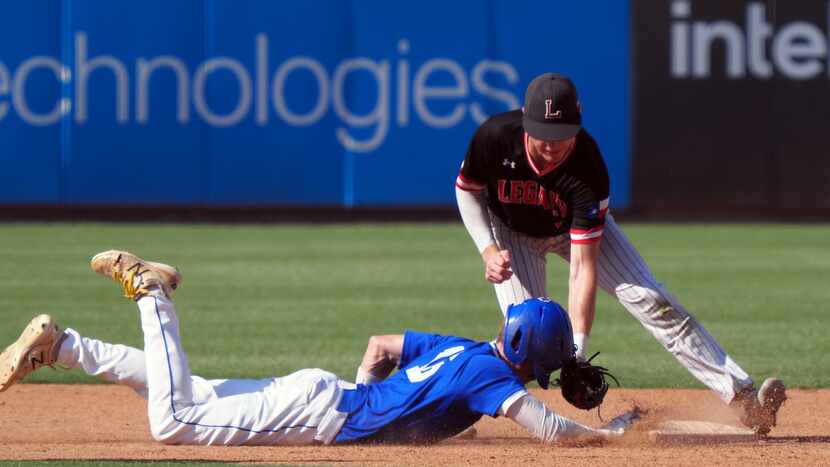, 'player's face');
495,339,535,383
527,134,576,168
